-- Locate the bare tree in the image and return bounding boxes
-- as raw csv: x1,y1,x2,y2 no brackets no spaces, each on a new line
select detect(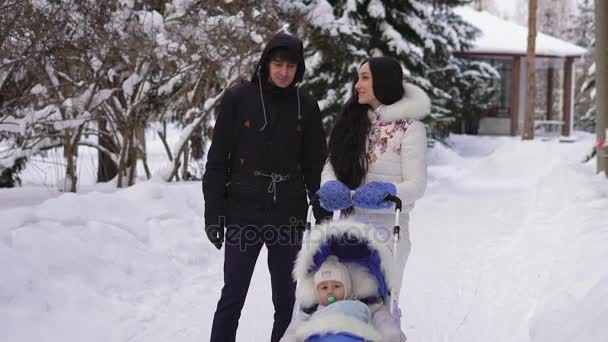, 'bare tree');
0,0,316,189
0,1,117,191
523,0,538,140
152,0,284,182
